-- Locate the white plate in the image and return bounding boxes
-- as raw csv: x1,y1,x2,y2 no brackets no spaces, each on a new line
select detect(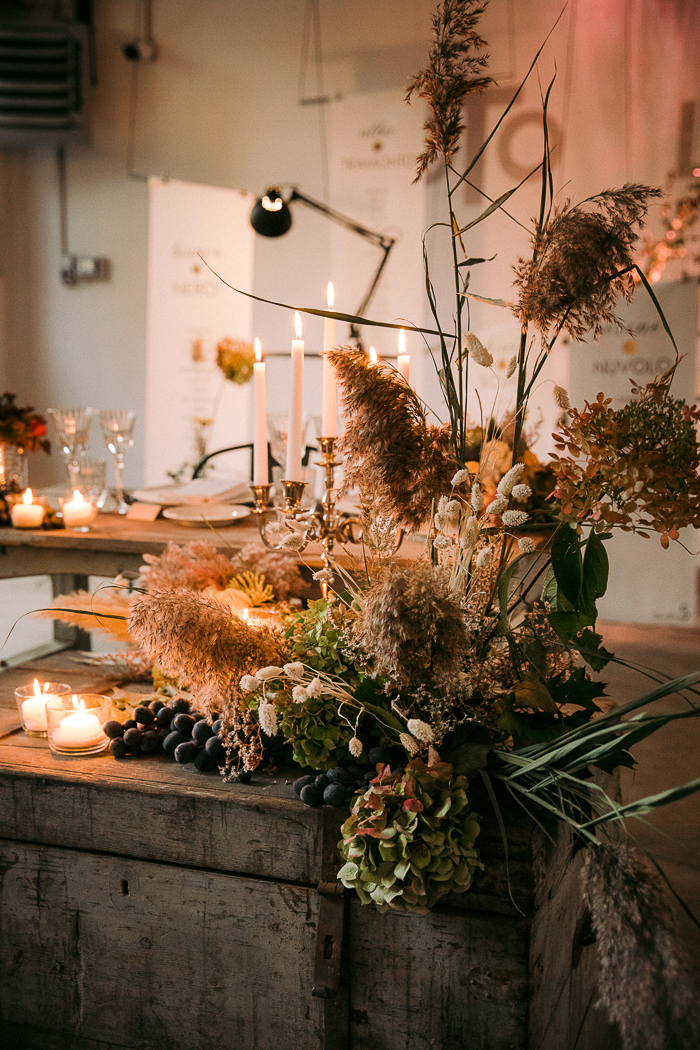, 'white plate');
162,503,251,527
132,476,251,507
